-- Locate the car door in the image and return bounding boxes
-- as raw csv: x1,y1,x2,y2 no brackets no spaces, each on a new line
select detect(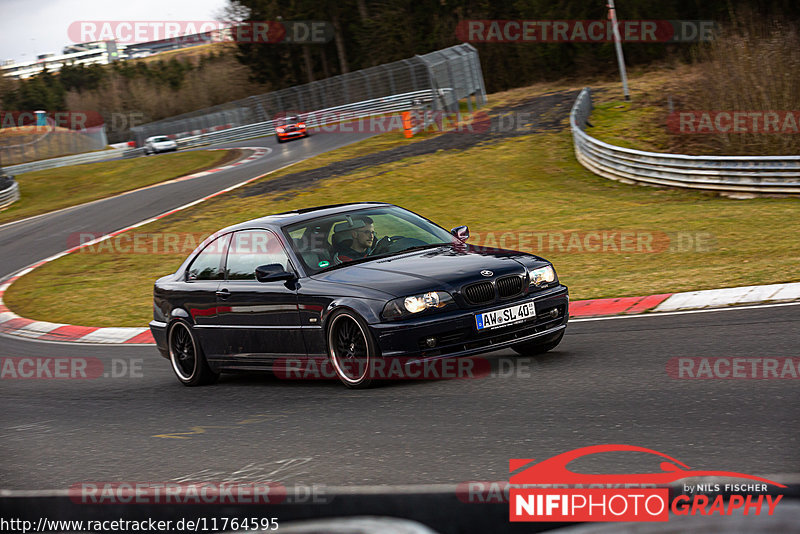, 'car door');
182,233,231,358
216,229,304,364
